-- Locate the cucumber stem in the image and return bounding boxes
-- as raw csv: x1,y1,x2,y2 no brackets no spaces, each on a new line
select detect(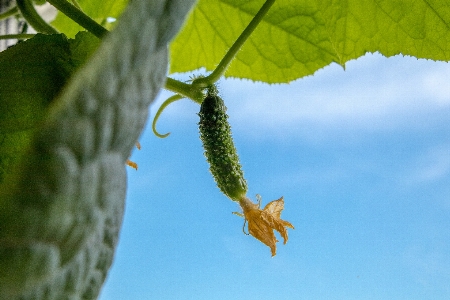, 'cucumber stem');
164,0,276,101
192,0,276,87
164,77,204,103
